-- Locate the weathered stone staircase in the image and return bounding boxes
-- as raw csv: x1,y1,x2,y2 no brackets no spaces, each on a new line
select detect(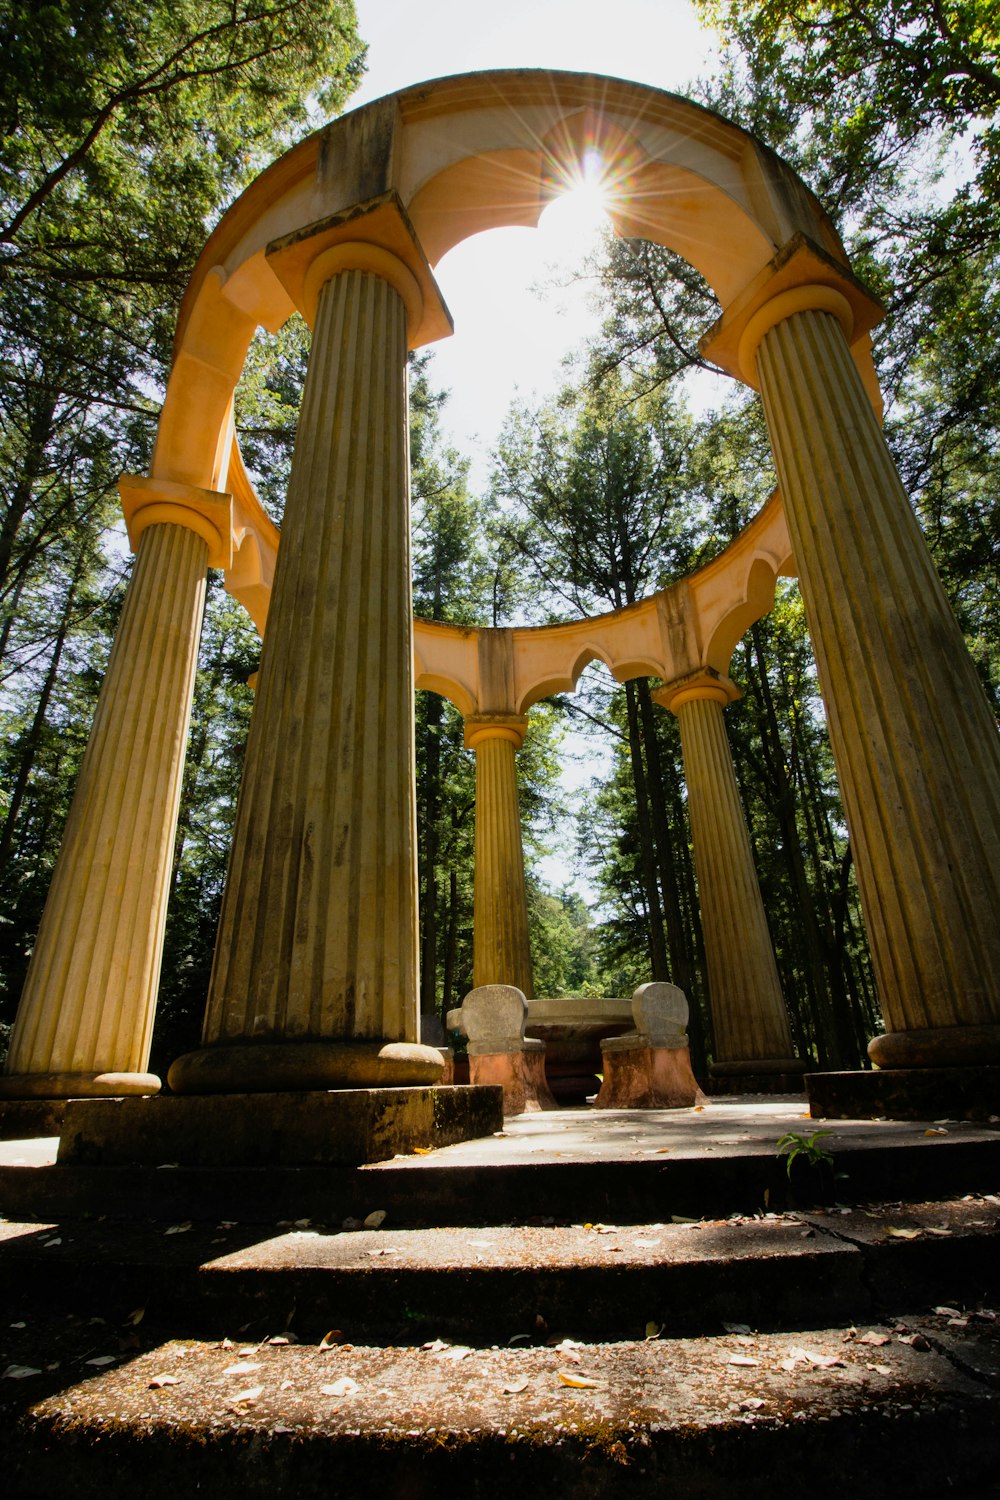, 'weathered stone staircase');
2,1100,999,1498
